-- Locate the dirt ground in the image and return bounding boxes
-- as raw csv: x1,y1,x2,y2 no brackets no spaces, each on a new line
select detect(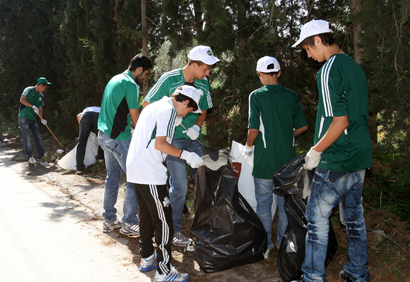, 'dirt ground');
2,132,410,282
